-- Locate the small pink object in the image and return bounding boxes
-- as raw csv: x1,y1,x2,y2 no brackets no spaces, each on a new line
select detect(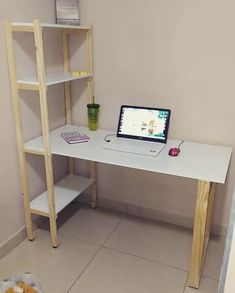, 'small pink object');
168,147,180,157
